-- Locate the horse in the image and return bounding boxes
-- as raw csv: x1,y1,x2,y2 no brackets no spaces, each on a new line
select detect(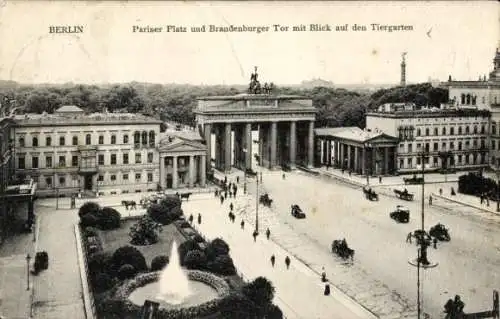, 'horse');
331,240,355,261
178,193,192,201
121,200,137,210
